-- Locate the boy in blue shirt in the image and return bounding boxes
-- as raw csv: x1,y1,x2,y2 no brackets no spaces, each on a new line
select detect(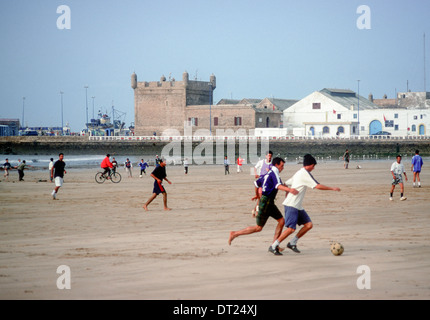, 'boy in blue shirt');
411,150,423,187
